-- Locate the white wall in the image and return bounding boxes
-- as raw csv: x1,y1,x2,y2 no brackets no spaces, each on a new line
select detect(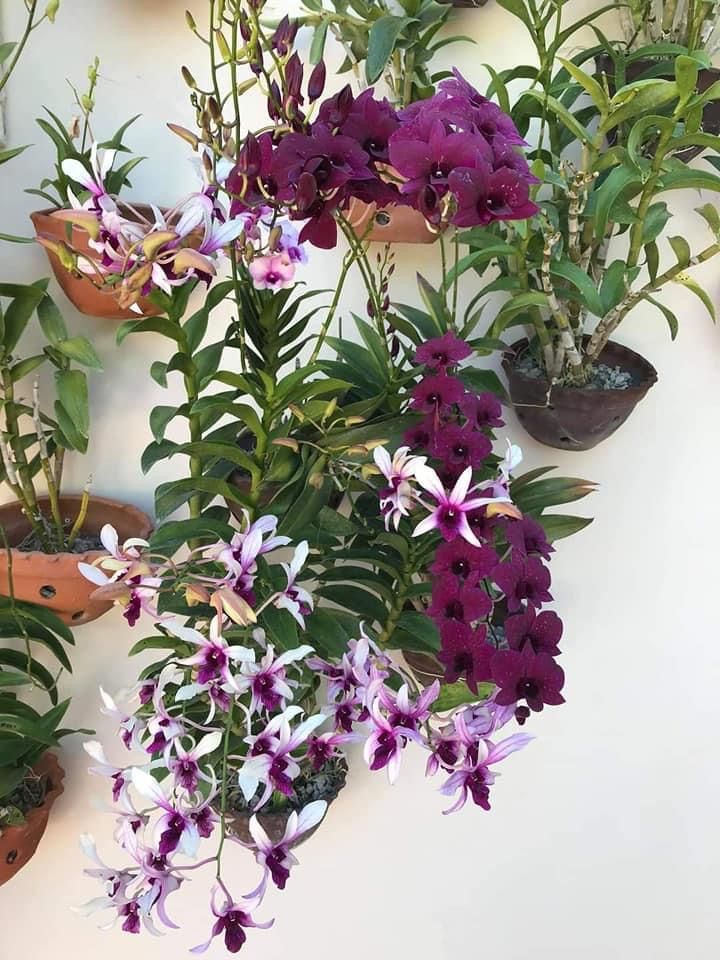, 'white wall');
1,2,720,958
